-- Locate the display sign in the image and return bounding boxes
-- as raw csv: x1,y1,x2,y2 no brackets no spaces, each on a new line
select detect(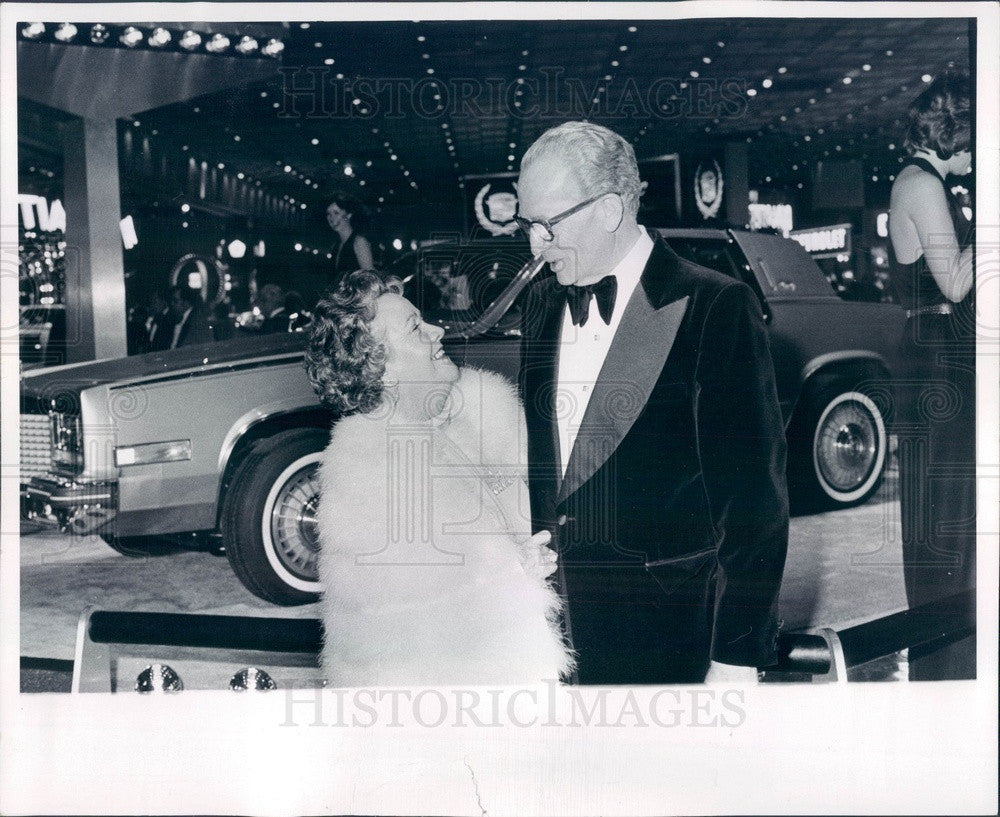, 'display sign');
18,194,66,233
789,223,852,259
748,203,793,236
